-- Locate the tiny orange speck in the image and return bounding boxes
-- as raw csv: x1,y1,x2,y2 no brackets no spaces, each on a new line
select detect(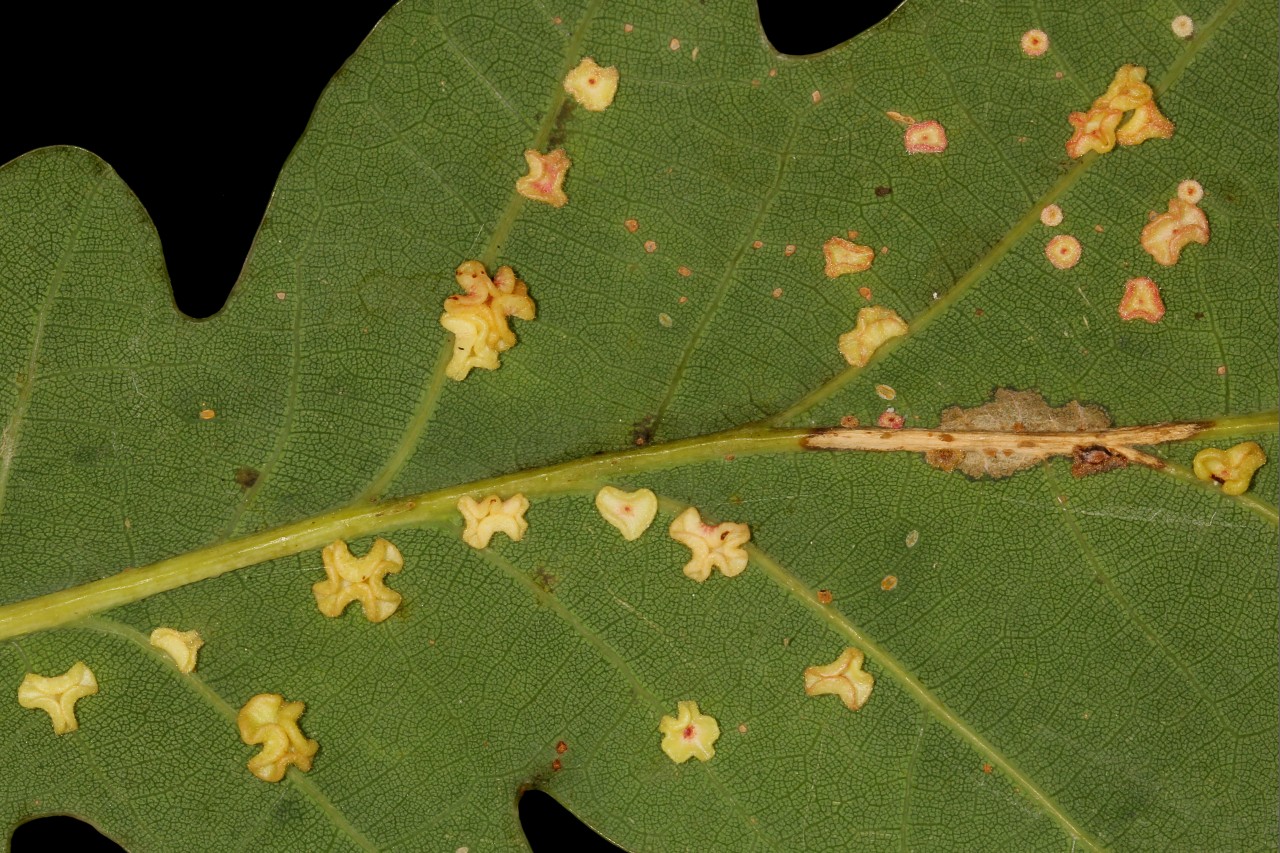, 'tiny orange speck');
817,589,833,604
644,240,657,253
982,763,993,774
737,723,748,734
678,295,688,304
199,408,216,420
624,218,639,232
858,286,872,301
274,291,286,300
669,37,681,51
881,575,898,591
624,23,633,33
784,244,796,256
556,740,568,754
751,240,763,249
771,287,783,298
677,265,692,277
1217,365,1227,375
551,759,562,771
811,90,821,104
